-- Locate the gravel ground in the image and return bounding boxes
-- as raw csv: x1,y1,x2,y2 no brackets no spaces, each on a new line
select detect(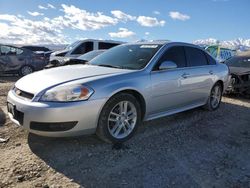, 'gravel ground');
0,76,250,188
